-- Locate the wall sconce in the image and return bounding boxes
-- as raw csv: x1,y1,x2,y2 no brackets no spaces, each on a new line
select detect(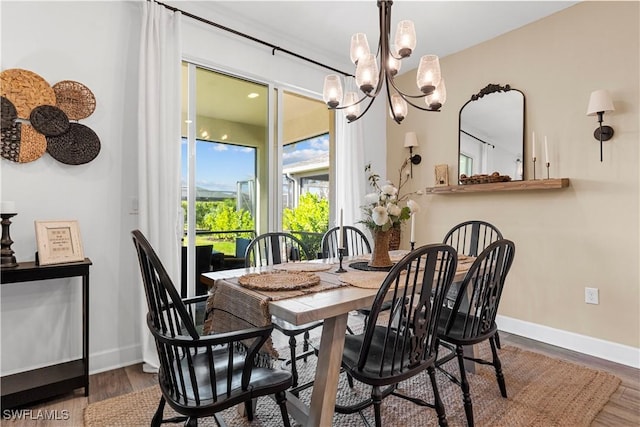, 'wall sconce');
404,132,422,178
586,89,615,162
